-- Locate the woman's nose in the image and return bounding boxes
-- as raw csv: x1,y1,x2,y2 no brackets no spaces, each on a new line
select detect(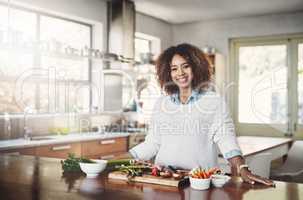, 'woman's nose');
177,67,184,75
